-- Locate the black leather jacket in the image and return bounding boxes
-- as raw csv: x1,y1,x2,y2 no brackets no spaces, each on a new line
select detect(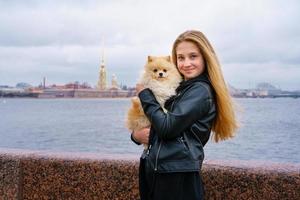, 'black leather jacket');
138,74,216,173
